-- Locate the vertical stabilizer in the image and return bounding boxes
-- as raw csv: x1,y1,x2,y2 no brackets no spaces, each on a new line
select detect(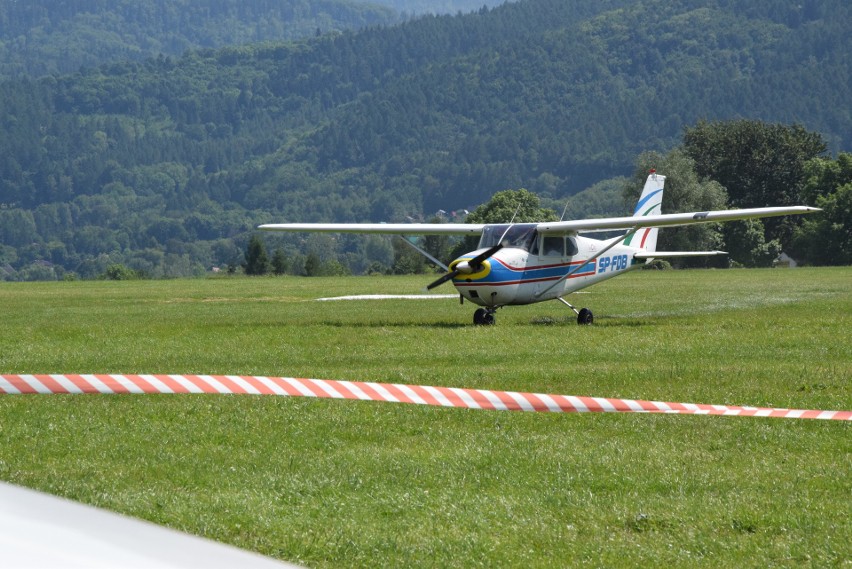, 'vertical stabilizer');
623,171,665,252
